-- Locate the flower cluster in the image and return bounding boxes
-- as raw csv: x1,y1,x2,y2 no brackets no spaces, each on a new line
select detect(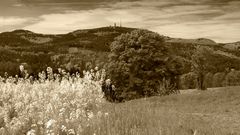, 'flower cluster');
0,65,107,135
